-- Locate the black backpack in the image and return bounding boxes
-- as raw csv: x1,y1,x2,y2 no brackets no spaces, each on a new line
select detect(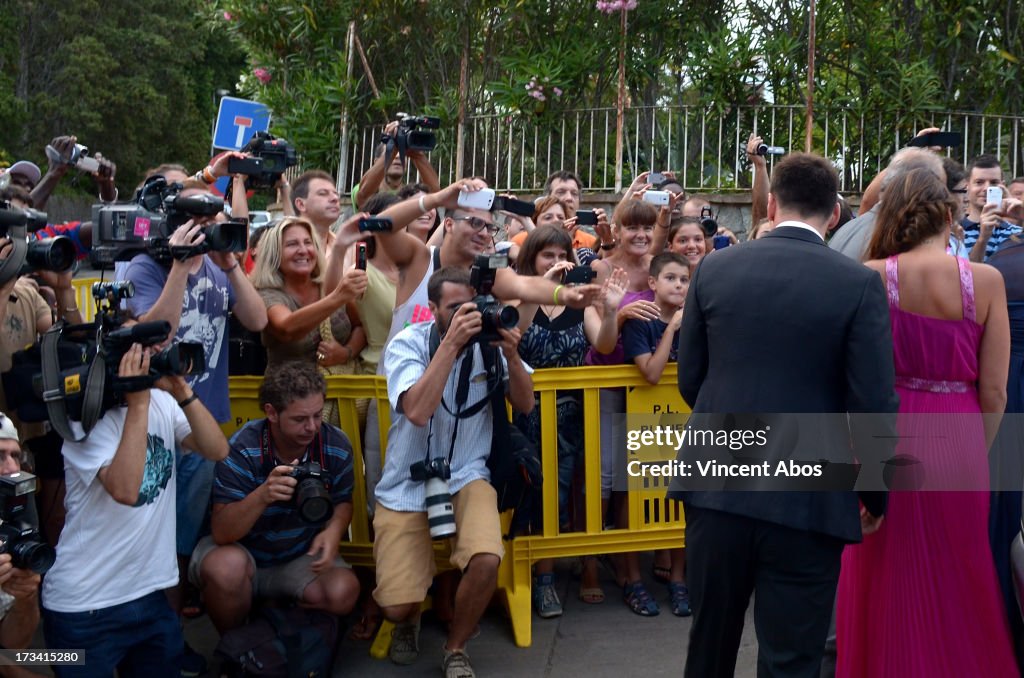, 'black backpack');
215,607,338,677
